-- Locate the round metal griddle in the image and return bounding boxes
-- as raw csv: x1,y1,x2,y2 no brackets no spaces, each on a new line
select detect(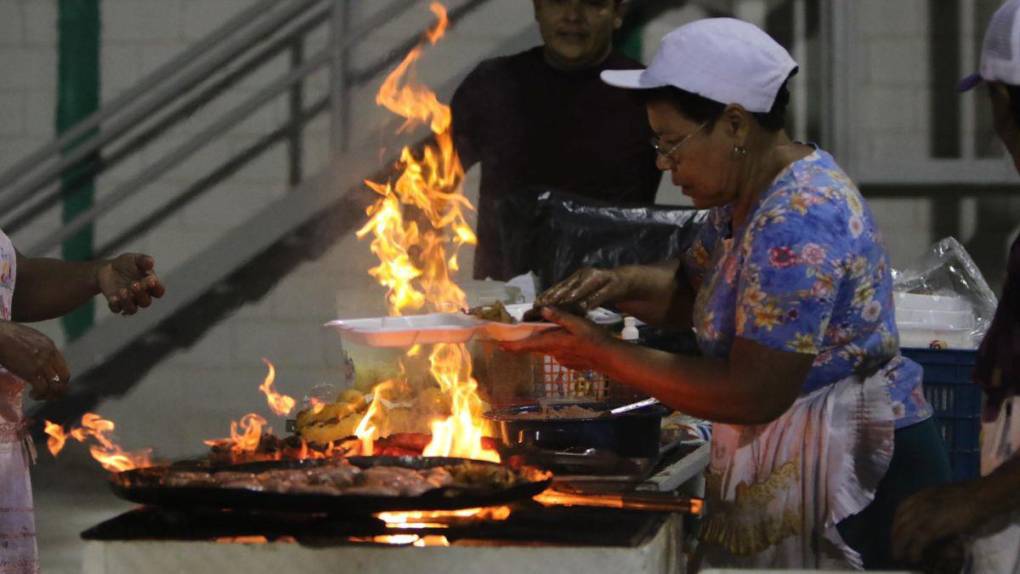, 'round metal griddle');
111,456,551,514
